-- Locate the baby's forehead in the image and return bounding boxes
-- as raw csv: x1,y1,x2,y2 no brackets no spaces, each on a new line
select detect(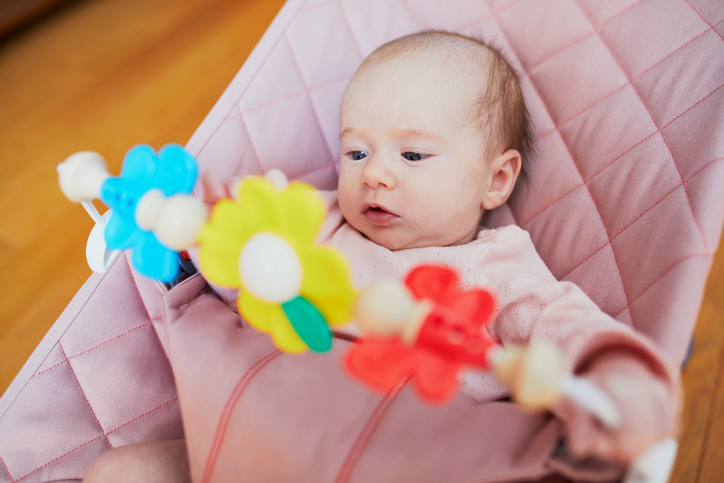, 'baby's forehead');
348,48,490,109
351,40,494,102
342,62,485,139
363,34,493,74
341,33,509,135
